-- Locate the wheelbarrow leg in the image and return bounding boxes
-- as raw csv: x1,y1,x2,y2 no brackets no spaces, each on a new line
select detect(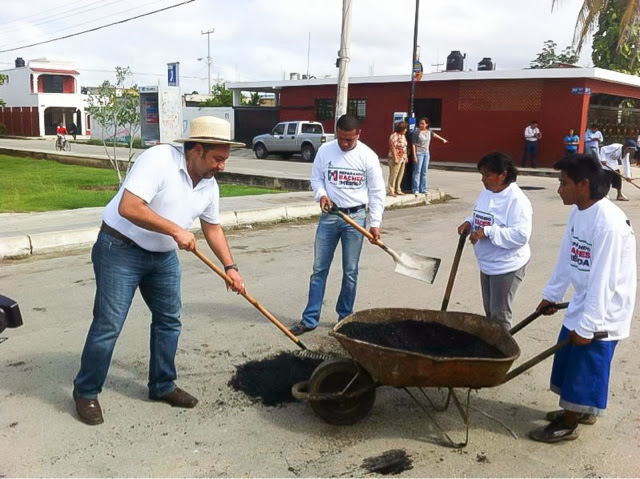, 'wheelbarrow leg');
402,387,471,449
